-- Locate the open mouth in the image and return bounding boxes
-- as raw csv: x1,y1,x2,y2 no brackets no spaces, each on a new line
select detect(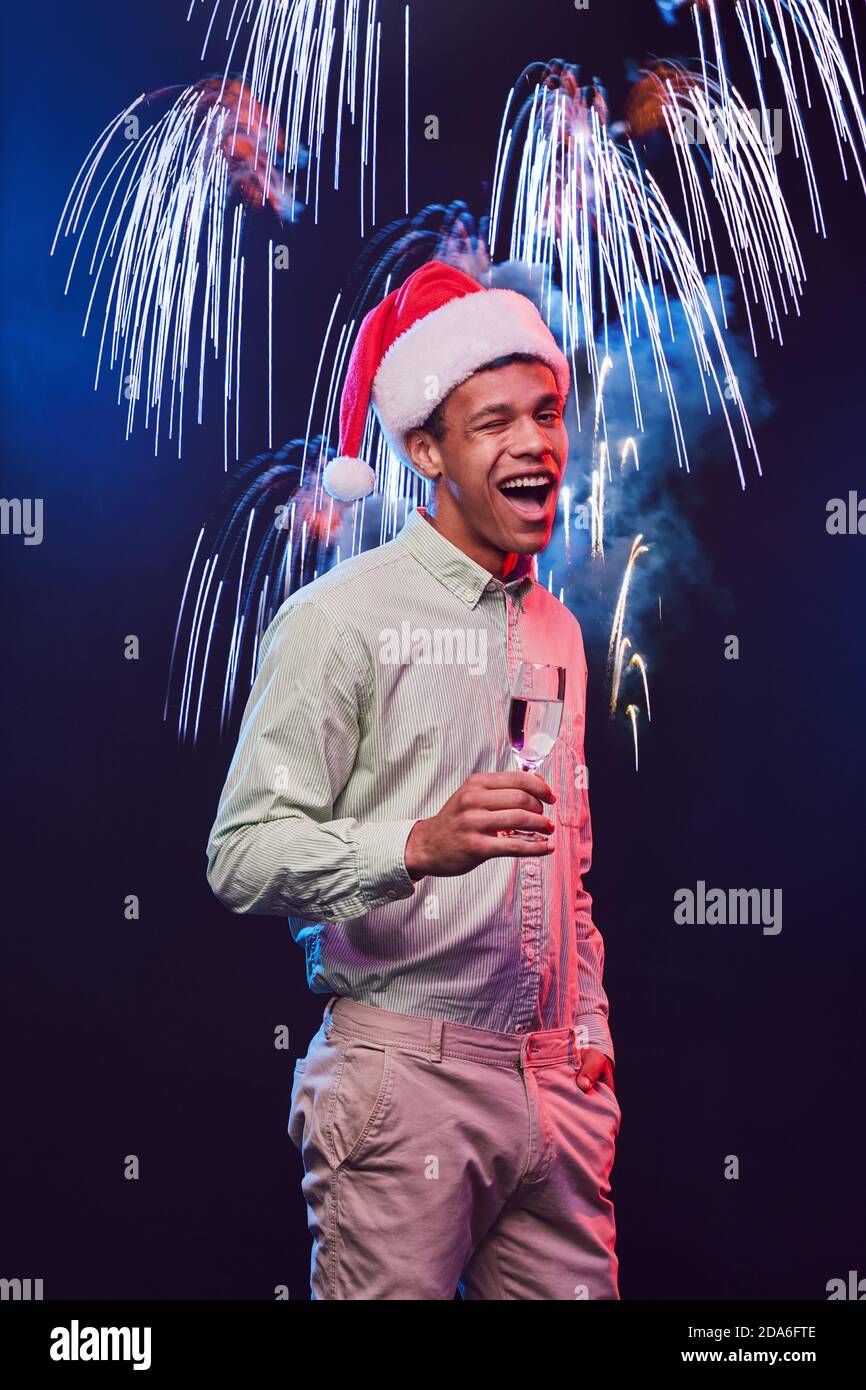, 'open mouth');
496,472,556,521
